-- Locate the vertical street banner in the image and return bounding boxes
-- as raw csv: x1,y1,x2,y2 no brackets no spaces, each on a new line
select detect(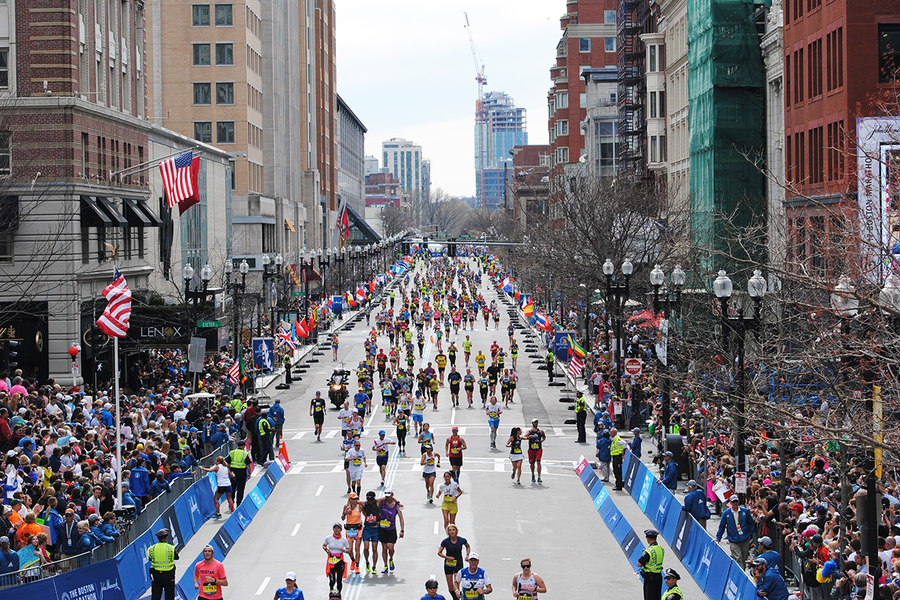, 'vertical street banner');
252,338,274,371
